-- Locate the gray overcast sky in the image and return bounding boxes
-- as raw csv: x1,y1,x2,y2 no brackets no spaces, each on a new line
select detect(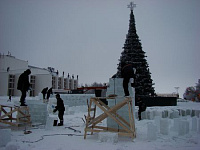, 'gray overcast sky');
0,0,200,97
